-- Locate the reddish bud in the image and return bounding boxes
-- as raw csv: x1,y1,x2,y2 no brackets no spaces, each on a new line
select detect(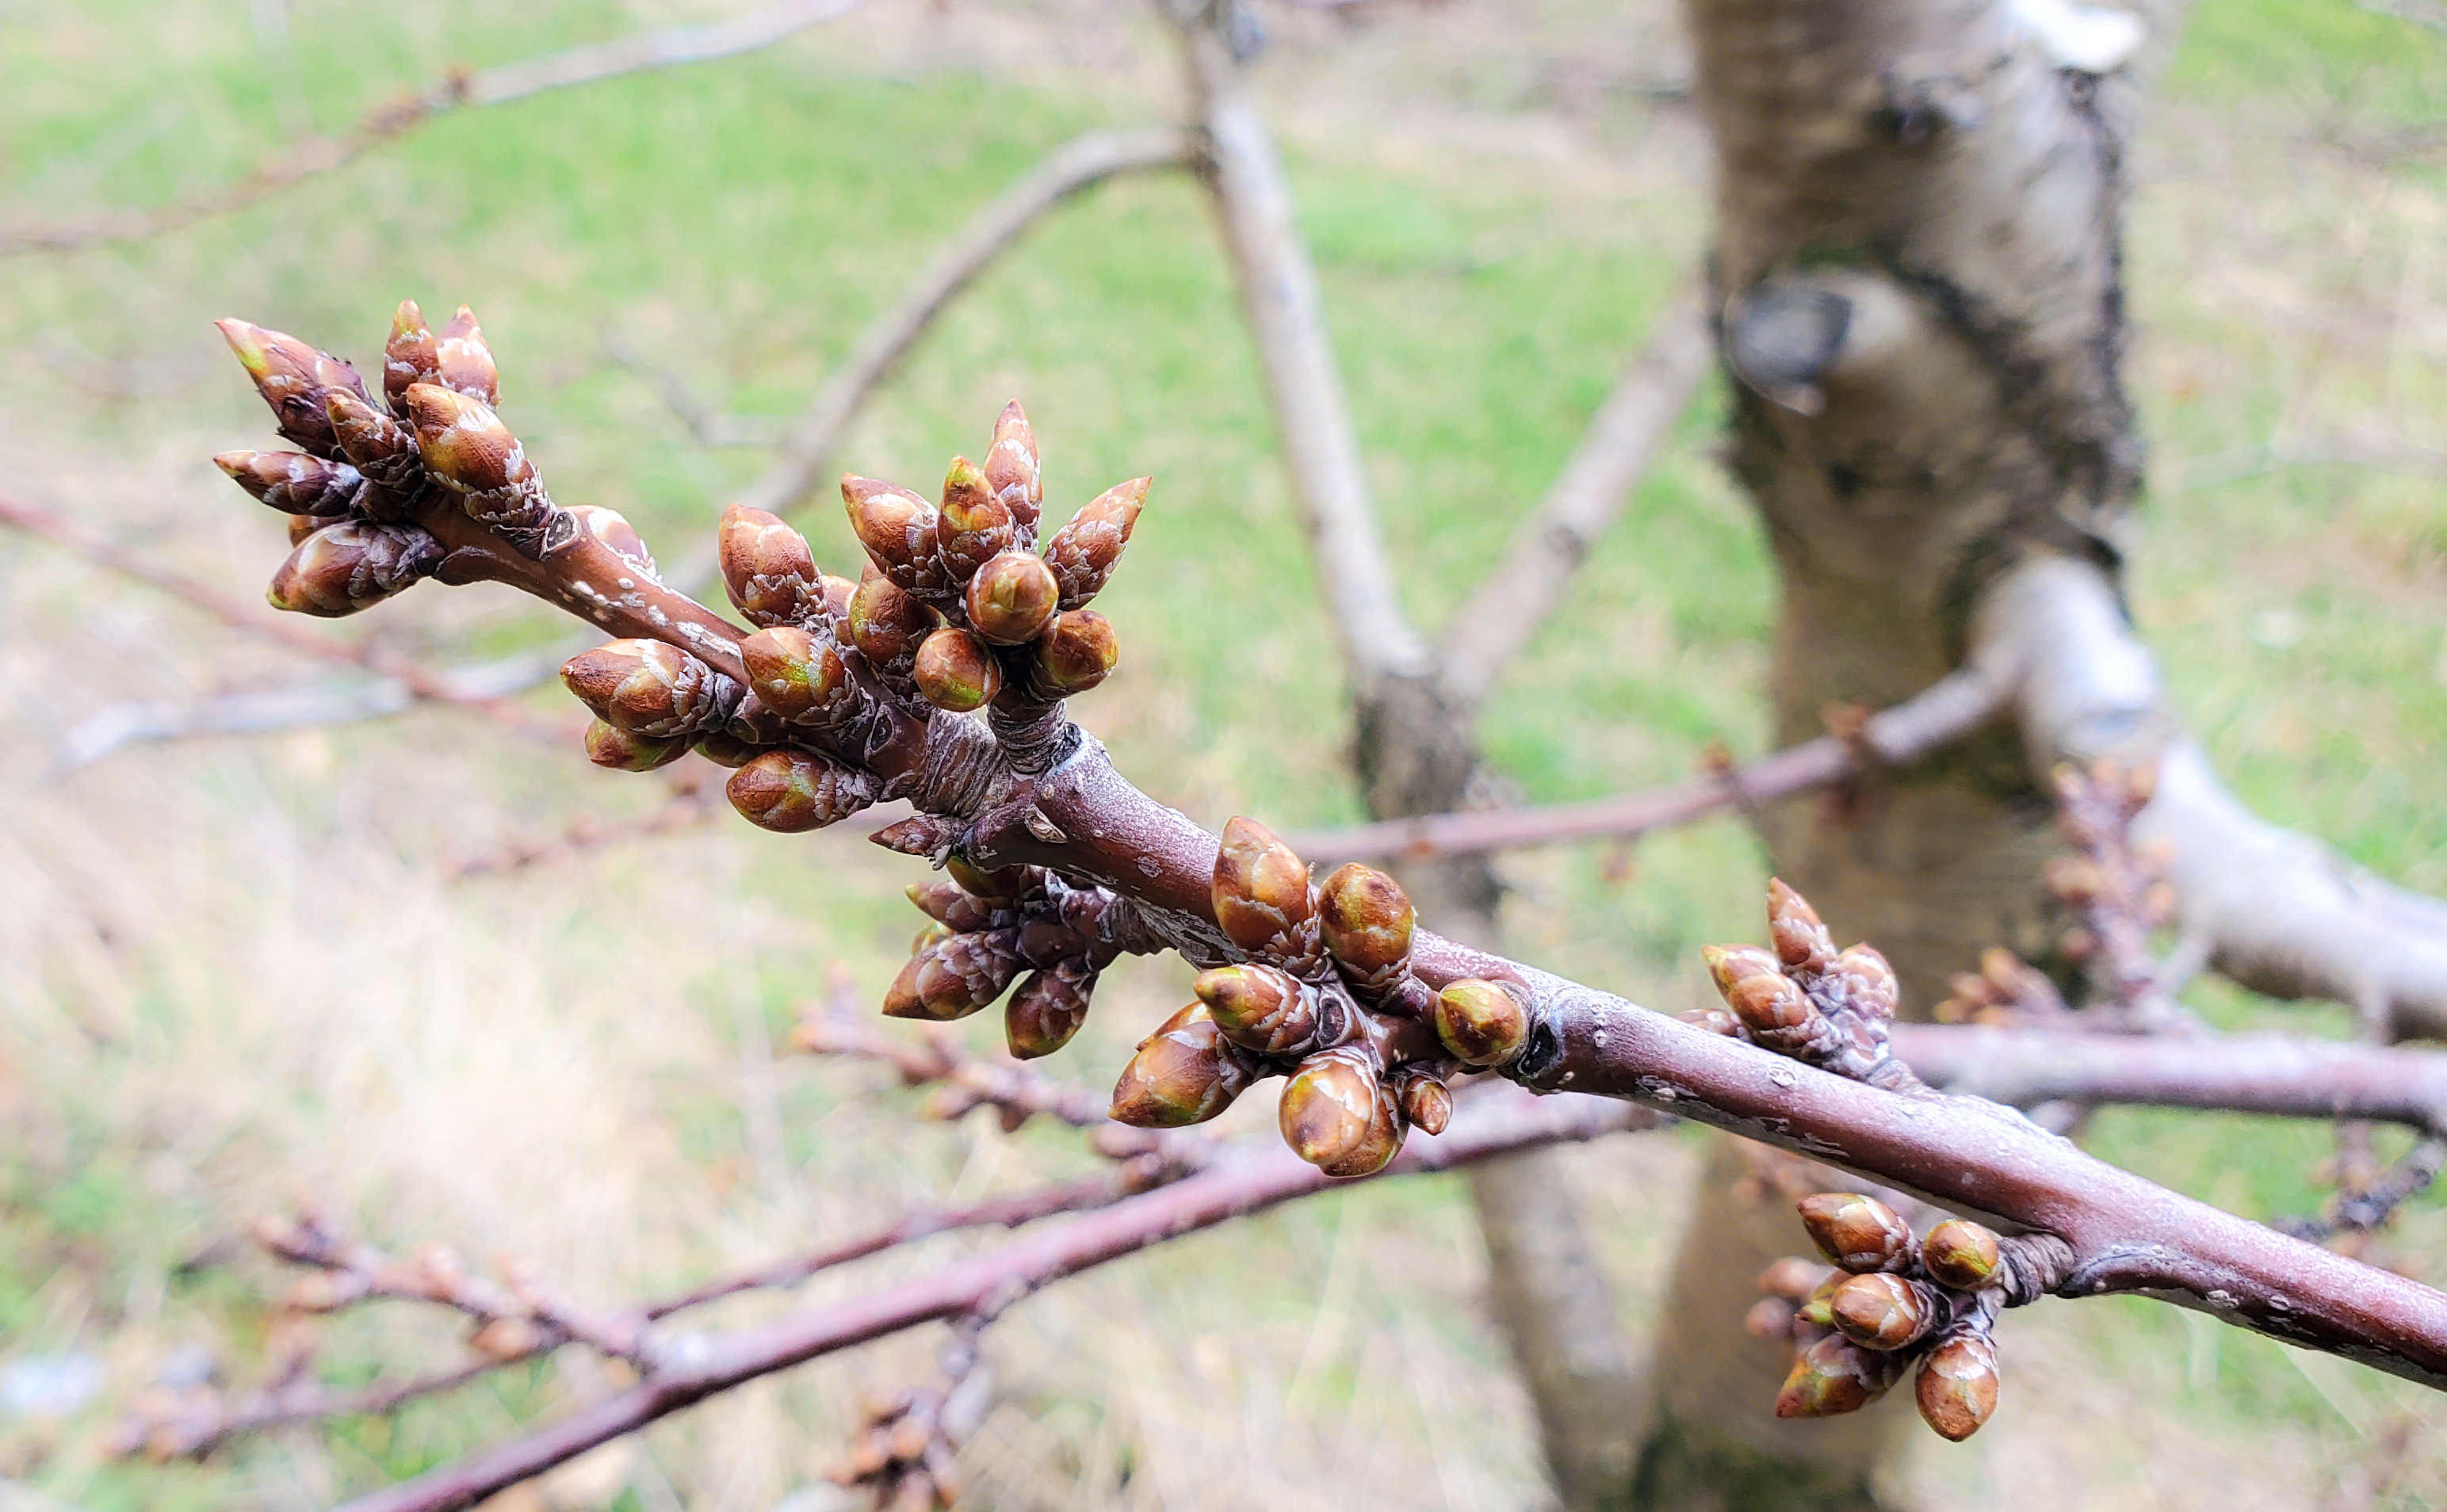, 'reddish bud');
1758,1256,1832,1302
1194,962,1322,1056
1920,1220,2003,1291
434,304,499,404
560,639,740,738
266,521,442,617
568,505,653,571
985,400,1041,539
1026,609,1120,698
216,318,368,456
718,503,823,628
1797,1193,1914,1273
935,456,1013,581
1745,1296,1799,1340
1004,962,1095,1060
1279,1044,1403,1178
1212,816,1317,961
1317,863,1415,982
384,300,438,412
1044,477,1146,609
1432,978,1528,1067
1703,945,1812,1034
882,929,1023,1021
740,625,855,725
847,573,938,677
904,879,1003,934
912,627,1000,712
1914,1331,2000,1441
1395,1069,1452,1136
1109,1004,1254,1128
1828,943,1900,1021
583,719,690,773
842,475,945,598
1775,1334,1906,1418
1768,878,1837,974
323,389,425,515
216,450,365,517
1678,1007,1742,1036
693,730,760,768
1830,1273,1939,1351
963,550,1060,646
403,384,564,556
725,748,877,834
945,856,1030,906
